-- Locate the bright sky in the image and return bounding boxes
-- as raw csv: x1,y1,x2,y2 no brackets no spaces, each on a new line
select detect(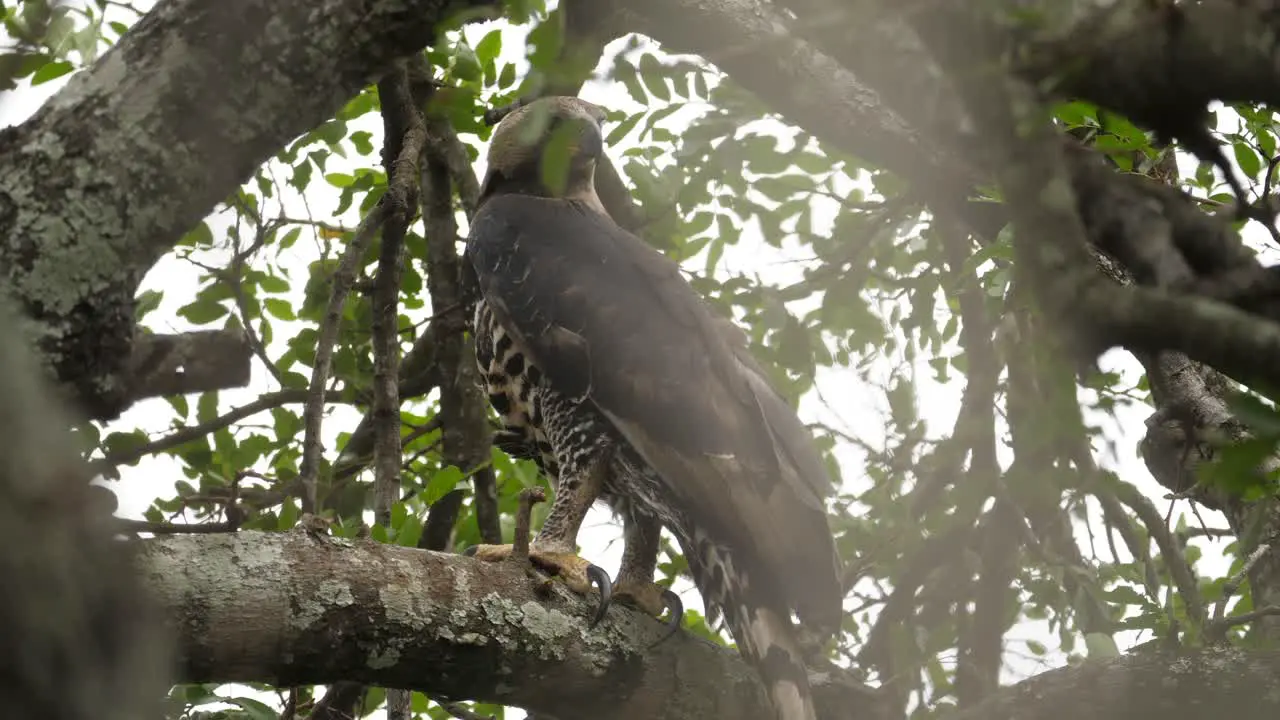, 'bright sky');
1,1,1262,716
